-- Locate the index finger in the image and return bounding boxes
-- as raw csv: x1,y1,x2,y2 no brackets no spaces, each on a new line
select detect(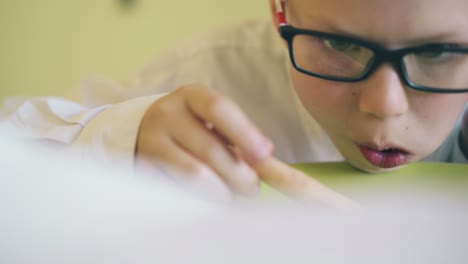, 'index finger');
255,157,359,210
184,85,273,163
